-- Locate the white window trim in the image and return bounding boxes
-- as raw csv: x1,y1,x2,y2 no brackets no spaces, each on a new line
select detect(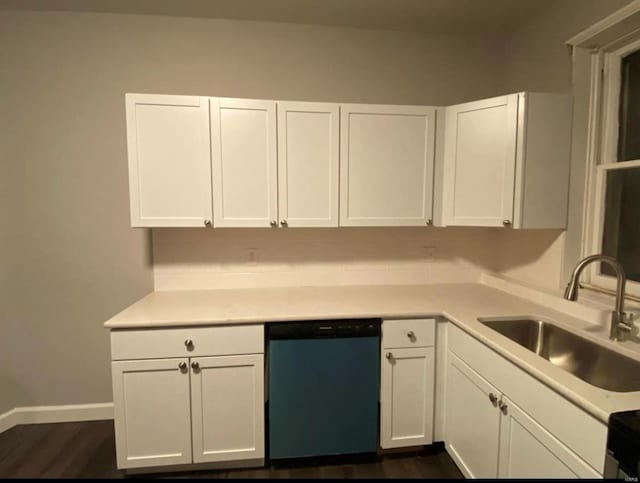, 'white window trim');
582,36,640,297
564,1,640,301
